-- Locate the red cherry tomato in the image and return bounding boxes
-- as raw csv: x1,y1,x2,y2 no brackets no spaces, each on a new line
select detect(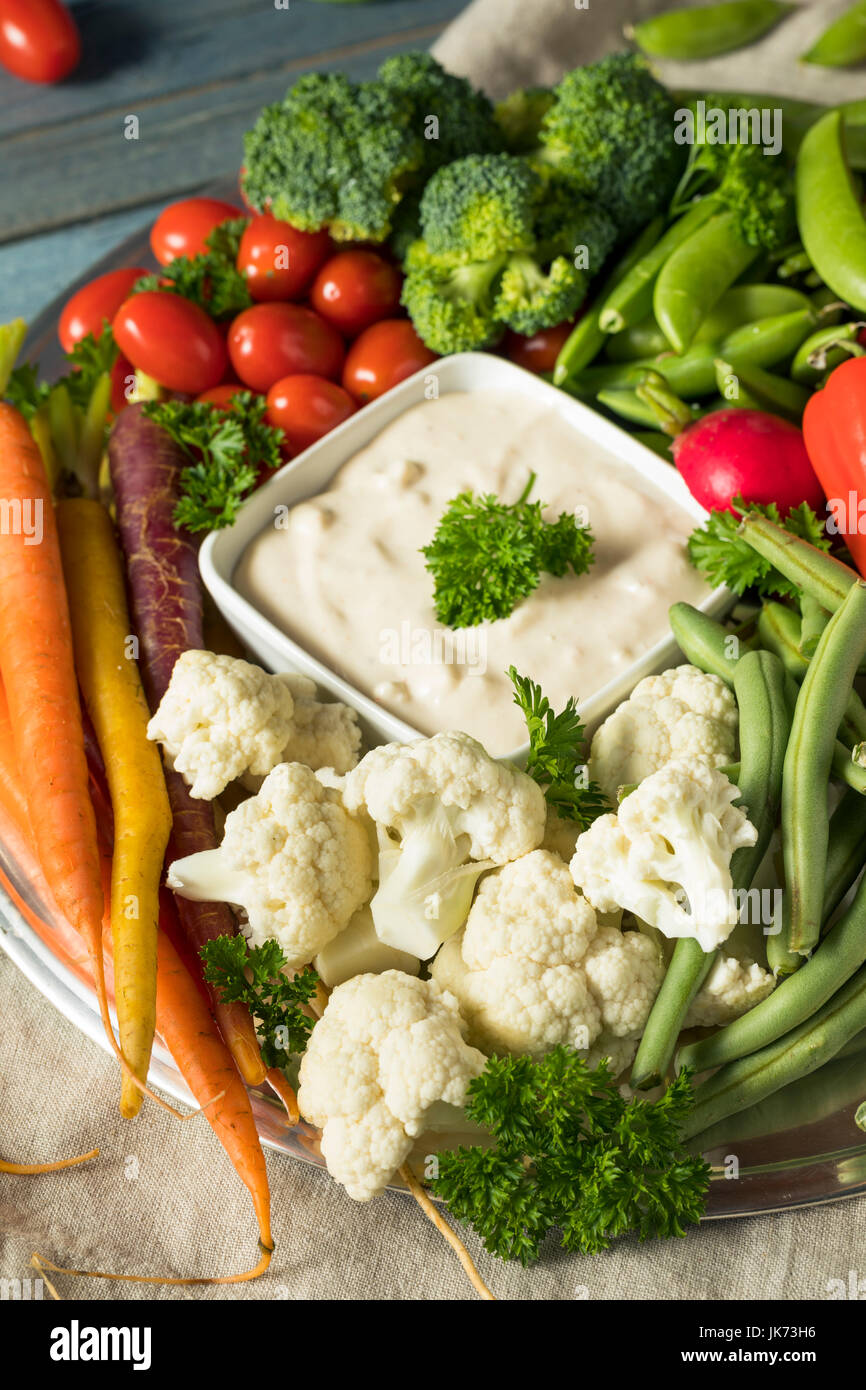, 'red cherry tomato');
150,197,244,266
228,303,345,393
59,268,149,353
502,319,576,374
113,292,227,395
311,250,403,337
195,384,251,408
238,214,332,303
266,374,356,454
0,0,80,84
342,320,437,404
109,354,137,415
